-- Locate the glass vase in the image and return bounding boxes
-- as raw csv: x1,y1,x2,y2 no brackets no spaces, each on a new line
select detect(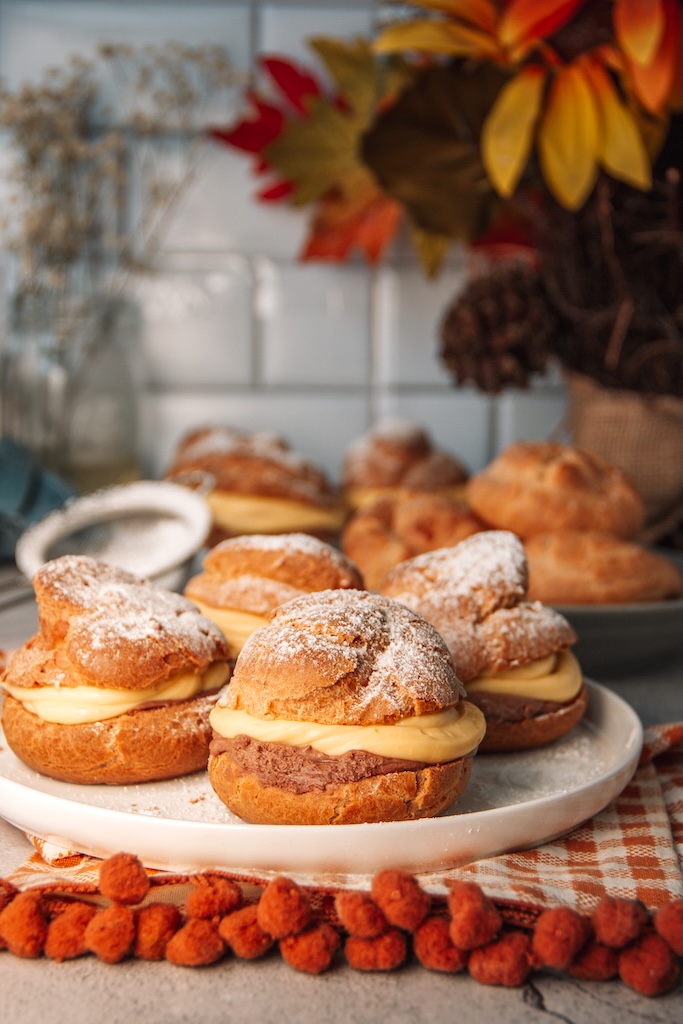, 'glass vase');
1,289,141,493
